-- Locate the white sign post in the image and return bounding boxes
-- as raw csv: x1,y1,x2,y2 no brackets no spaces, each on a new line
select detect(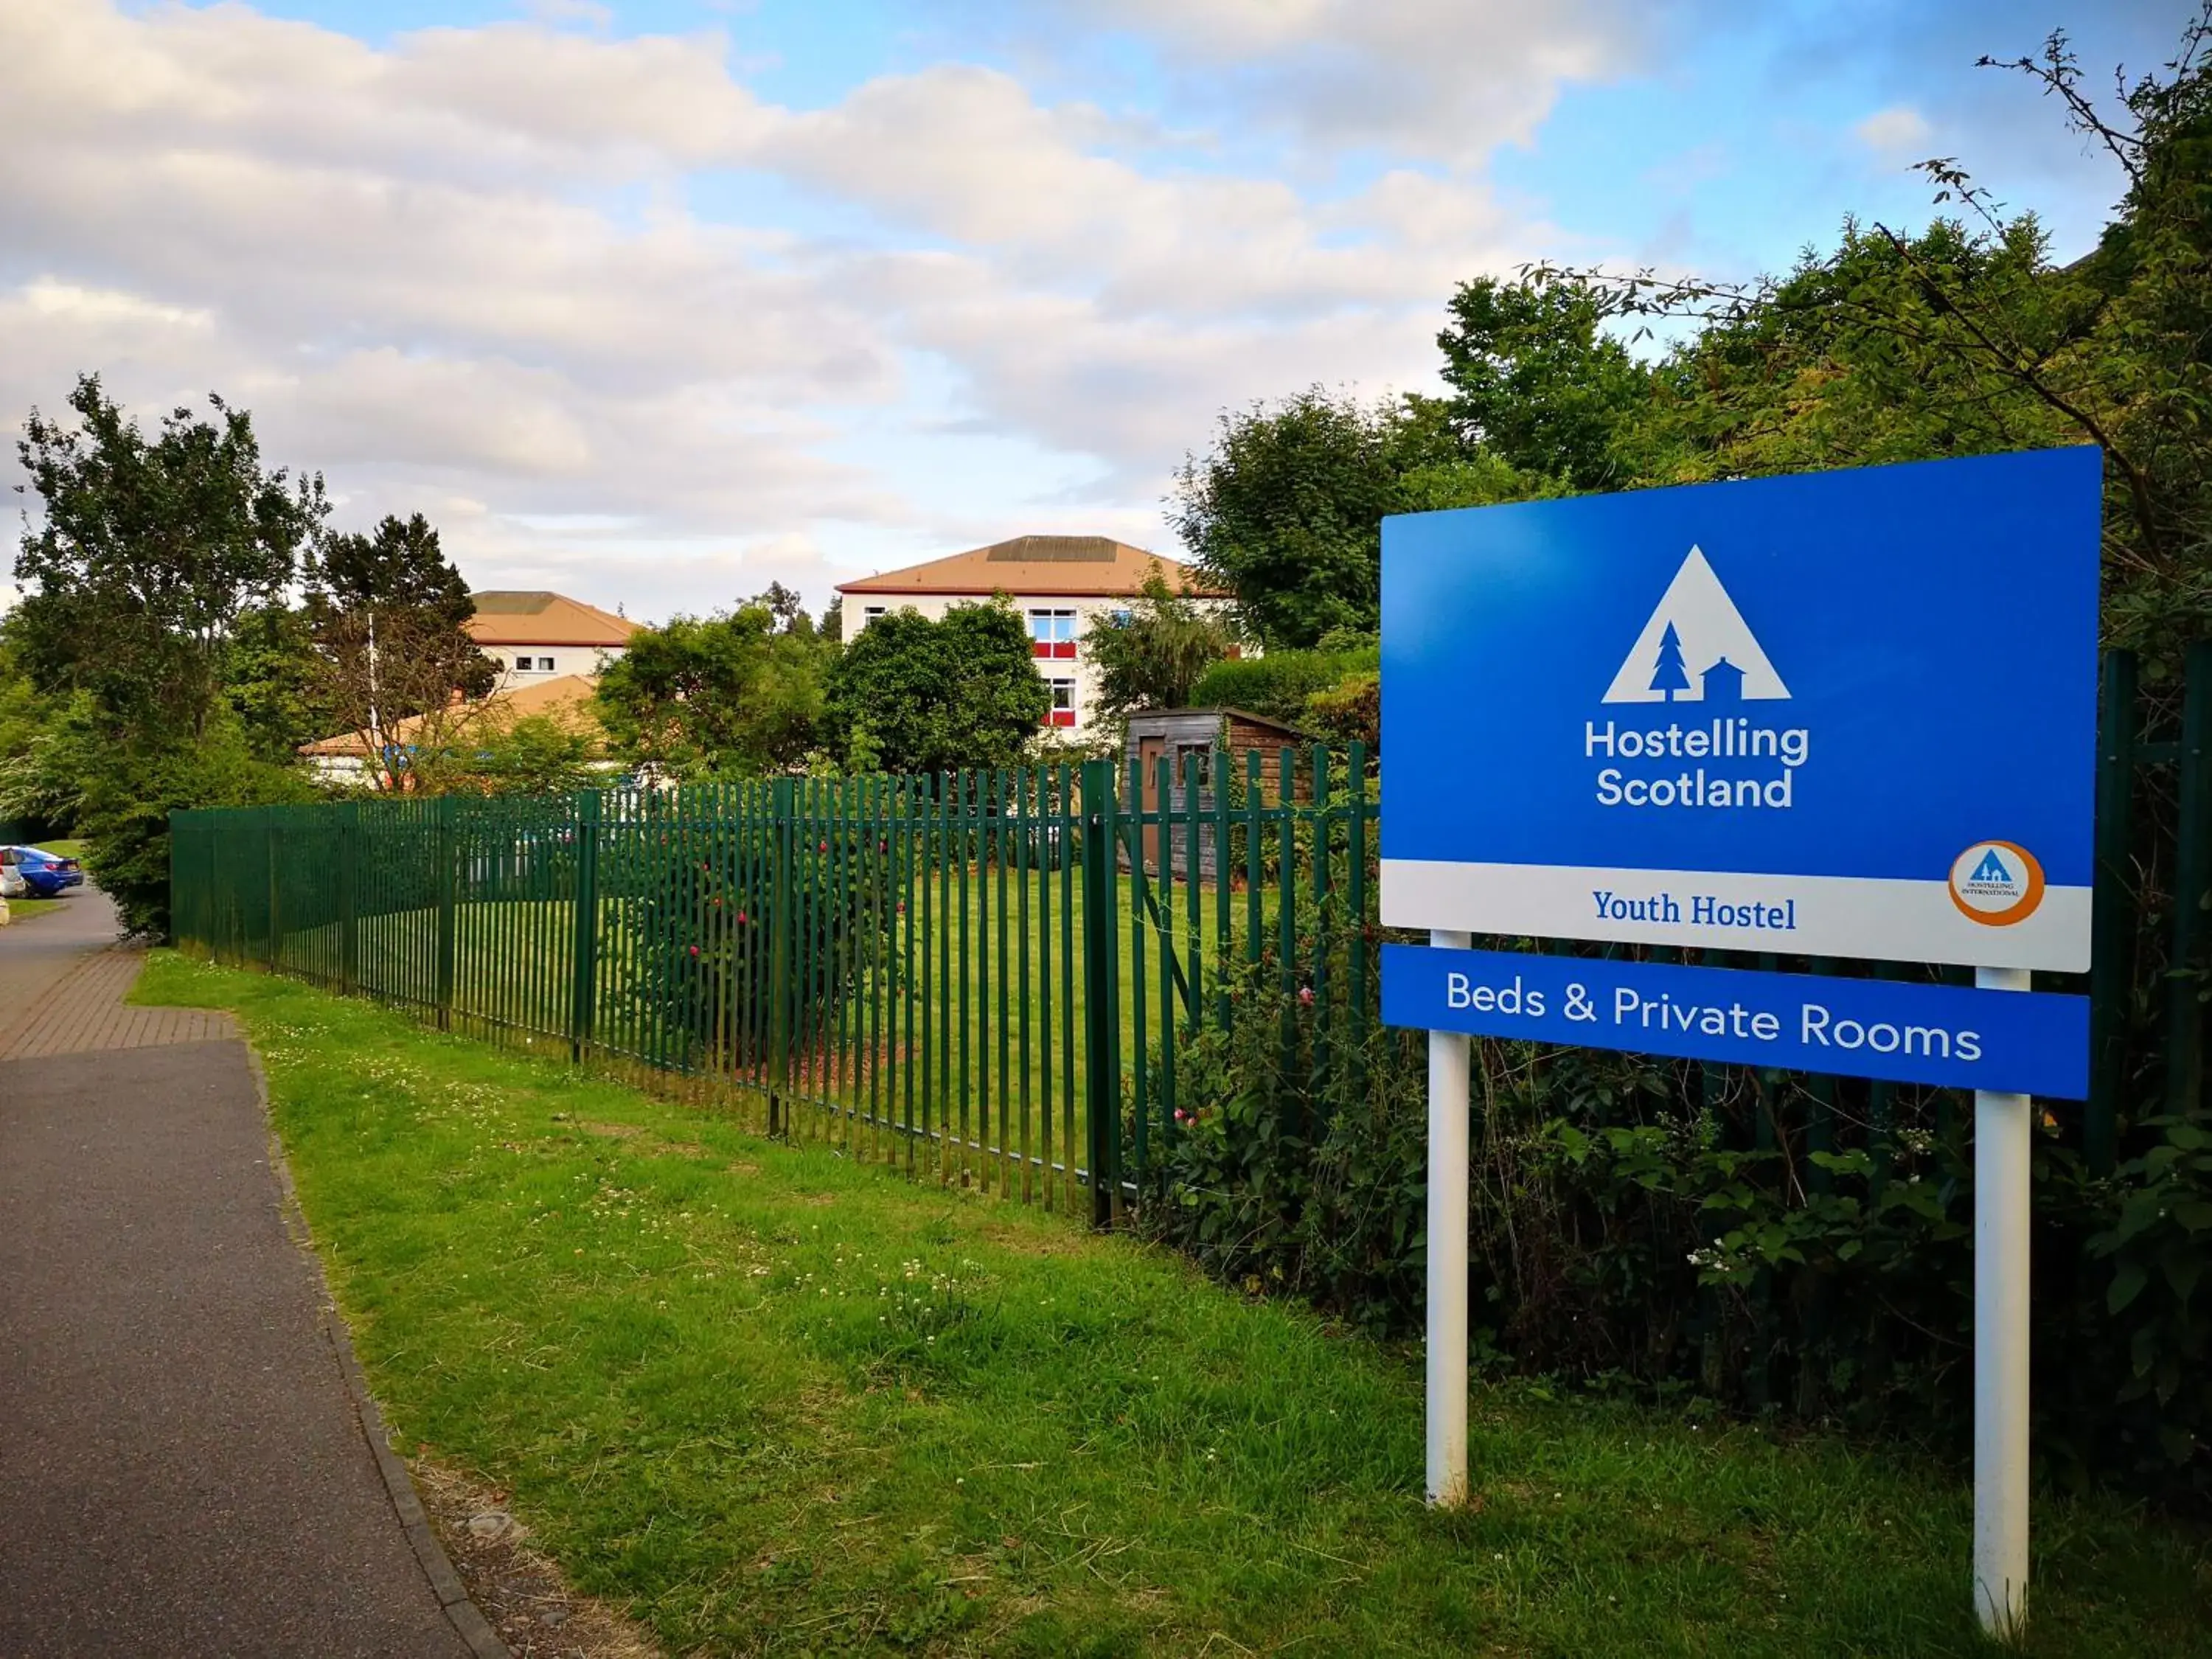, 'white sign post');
1975,965,2032,1637
1425,928,1471,1508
